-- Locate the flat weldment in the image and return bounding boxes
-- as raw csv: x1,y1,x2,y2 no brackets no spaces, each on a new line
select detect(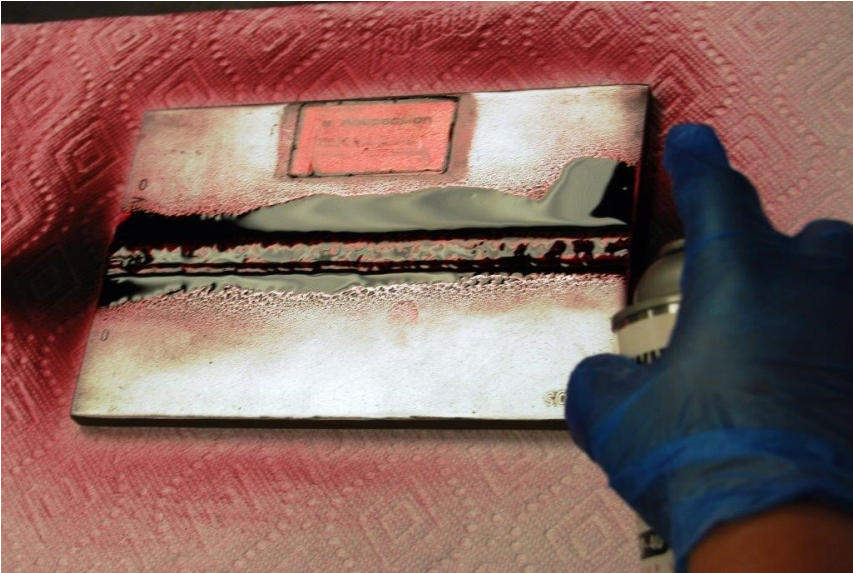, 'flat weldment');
108,236,627,276
102,157,634,304
72,84,649,425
